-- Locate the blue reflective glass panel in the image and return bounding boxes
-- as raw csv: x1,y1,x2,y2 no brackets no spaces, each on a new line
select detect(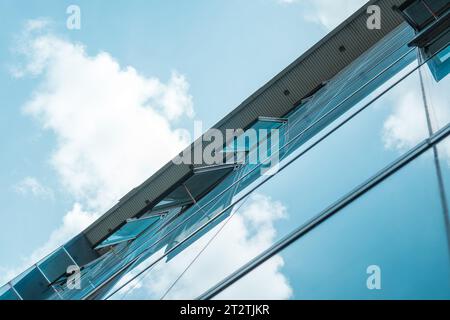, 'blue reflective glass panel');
427,45,450,82
0,284,20,300
37,248,75,283
96,216,161,249
216,143,450,299
11,267,55,300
